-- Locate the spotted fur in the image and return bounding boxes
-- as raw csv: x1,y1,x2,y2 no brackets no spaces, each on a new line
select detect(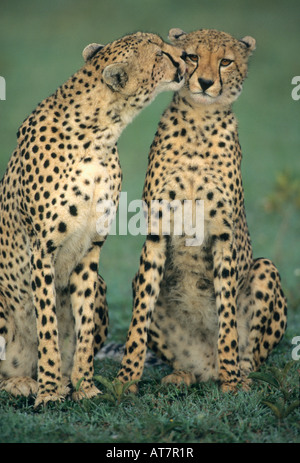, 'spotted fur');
117,29,287,392
0,32,186,406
